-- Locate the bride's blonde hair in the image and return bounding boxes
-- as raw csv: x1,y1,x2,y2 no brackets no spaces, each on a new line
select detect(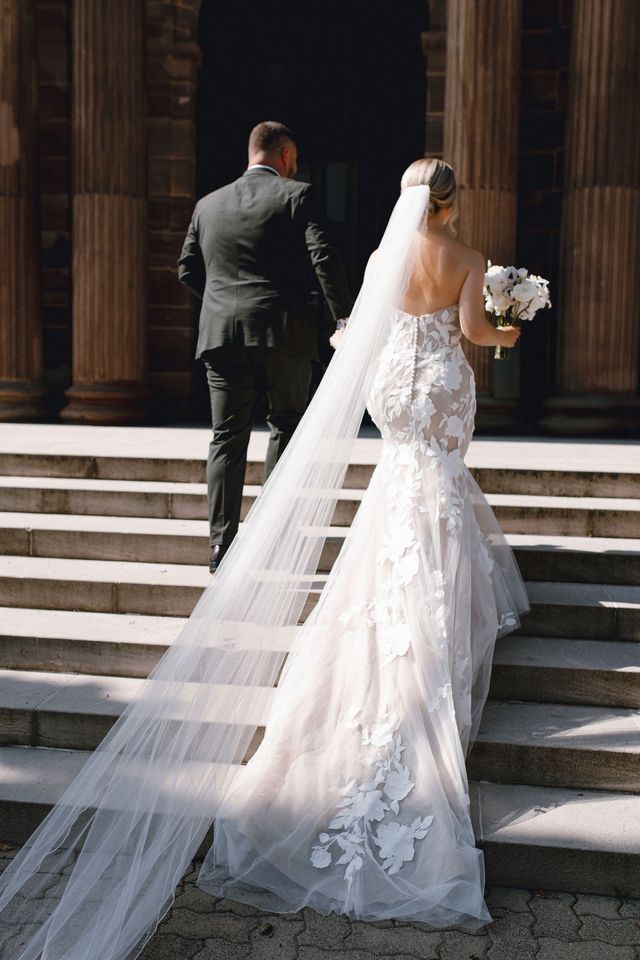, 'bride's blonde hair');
400,158,457,232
